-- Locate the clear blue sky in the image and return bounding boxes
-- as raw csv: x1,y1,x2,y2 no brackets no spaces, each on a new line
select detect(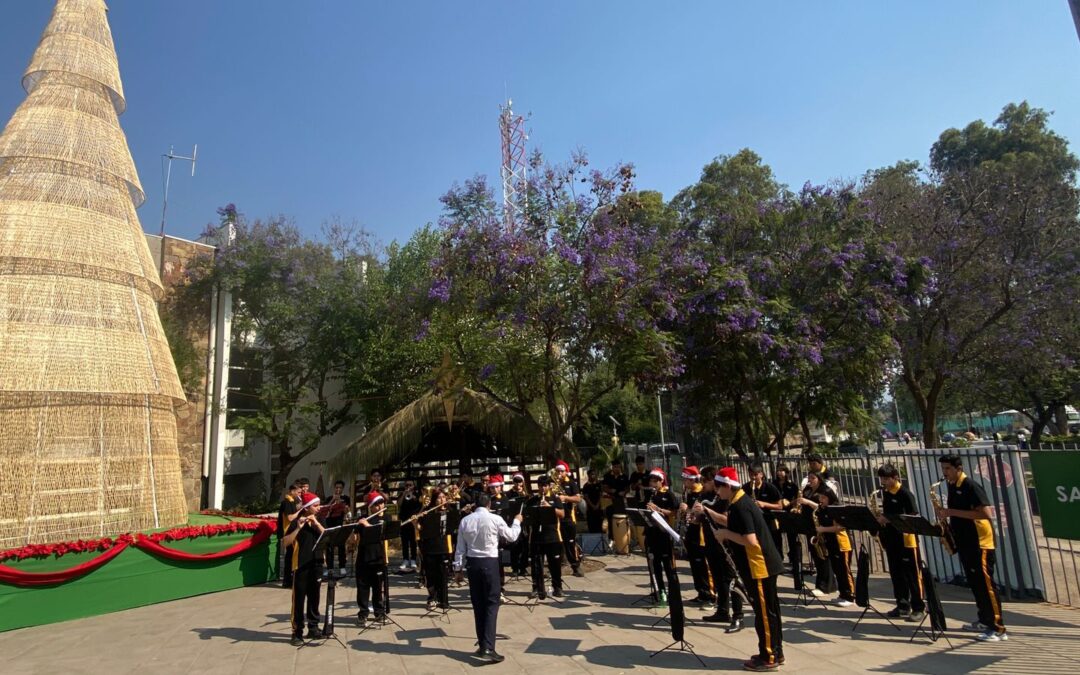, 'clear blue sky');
2,1,1078,246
